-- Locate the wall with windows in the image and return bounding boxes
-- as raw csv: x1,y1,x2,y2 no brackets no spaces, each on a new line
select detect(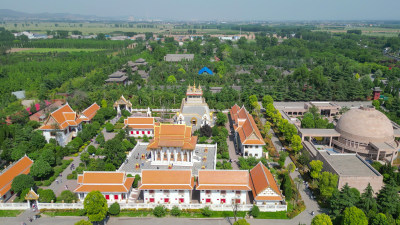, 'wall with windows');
127,129,154,138
199,190,247,205
77,192,129,202
143,189,190,204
